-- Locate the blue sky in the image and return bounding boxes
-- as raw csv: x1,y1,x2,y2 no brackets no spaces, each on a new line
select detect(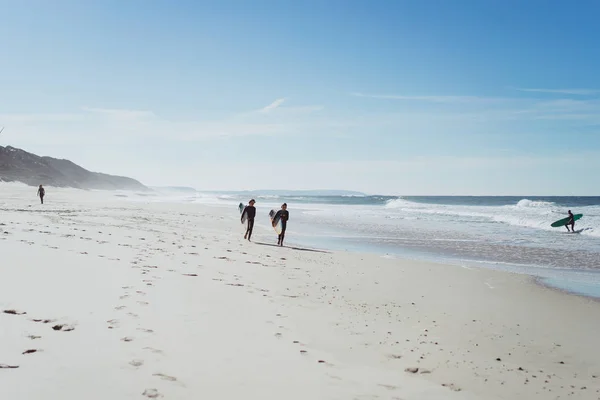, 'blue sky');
1,0,599,195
